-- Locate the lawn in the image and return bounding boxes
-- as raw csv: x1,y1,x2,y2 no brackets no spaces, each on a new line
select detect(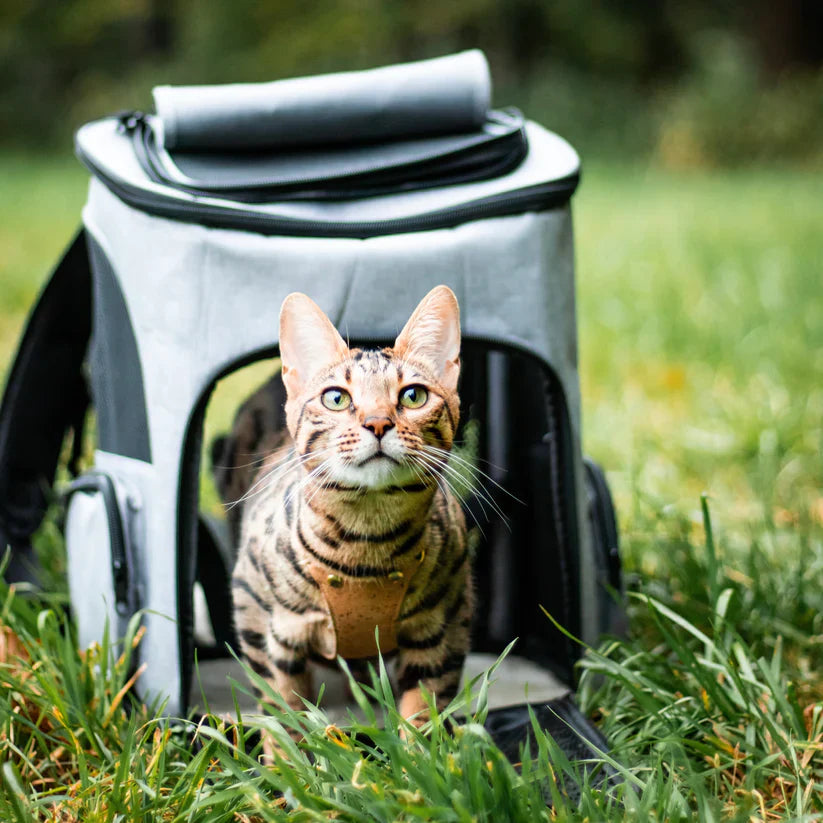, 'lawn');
1,152,822,819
